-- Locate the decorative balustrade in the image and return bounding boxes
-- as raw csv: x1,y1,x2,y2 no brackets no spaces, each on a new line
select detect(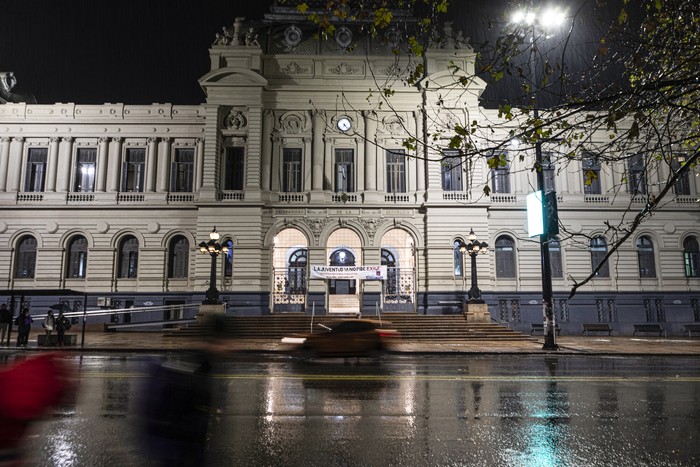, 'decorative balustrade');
384,194,411,203
117,193,145,203
67,193,94,203
490,194,518,203
277,193,307,203
17,193,43,202
217,191,244,201
443,192,469,201
167,193,195,203
584,194,610,204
